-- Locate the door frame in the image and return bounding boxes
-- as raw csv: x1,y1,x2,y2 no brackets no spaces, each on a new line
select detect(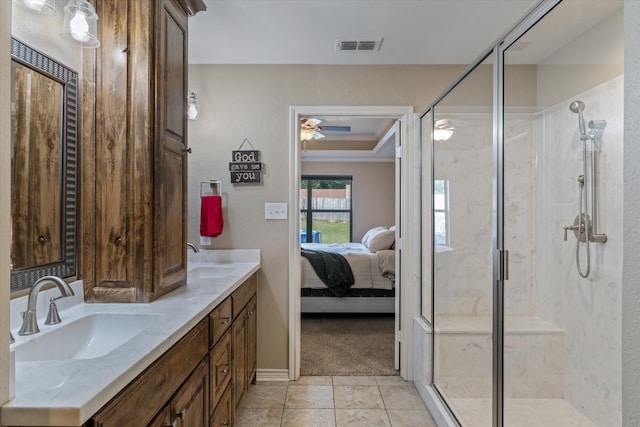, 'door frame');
288,105,416,381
